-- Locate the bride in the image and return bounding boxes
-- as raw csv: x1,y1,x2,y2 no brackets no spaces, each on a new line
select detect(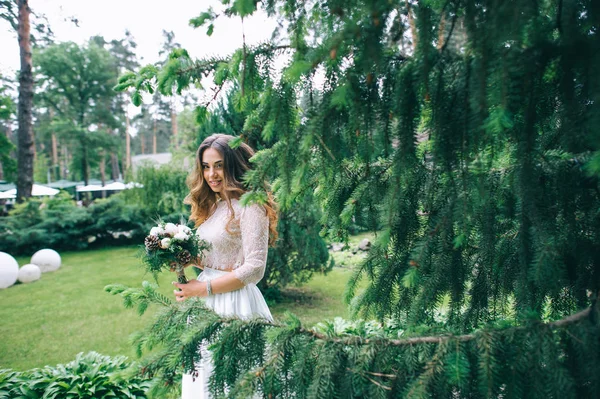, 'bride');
172,133,278,398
